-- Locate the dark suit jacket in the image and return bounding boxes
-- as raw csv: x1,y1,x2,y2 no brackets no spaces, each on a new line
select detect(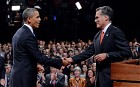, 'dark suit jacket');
72,24,132,87
0,56,5,87
0,56,5,79
42,73,65,87
10,25,63,87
